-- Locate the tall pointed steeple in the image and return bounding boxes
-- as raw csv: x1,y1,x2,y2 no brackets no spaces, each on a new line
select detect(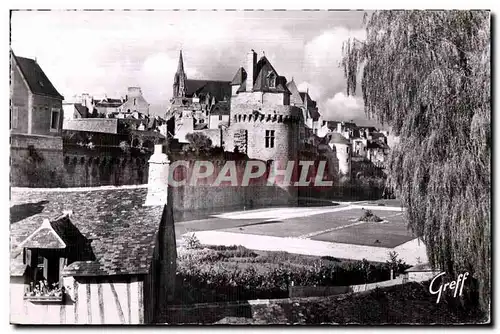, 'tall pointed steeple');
173,50,187,98
177,49,185,73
